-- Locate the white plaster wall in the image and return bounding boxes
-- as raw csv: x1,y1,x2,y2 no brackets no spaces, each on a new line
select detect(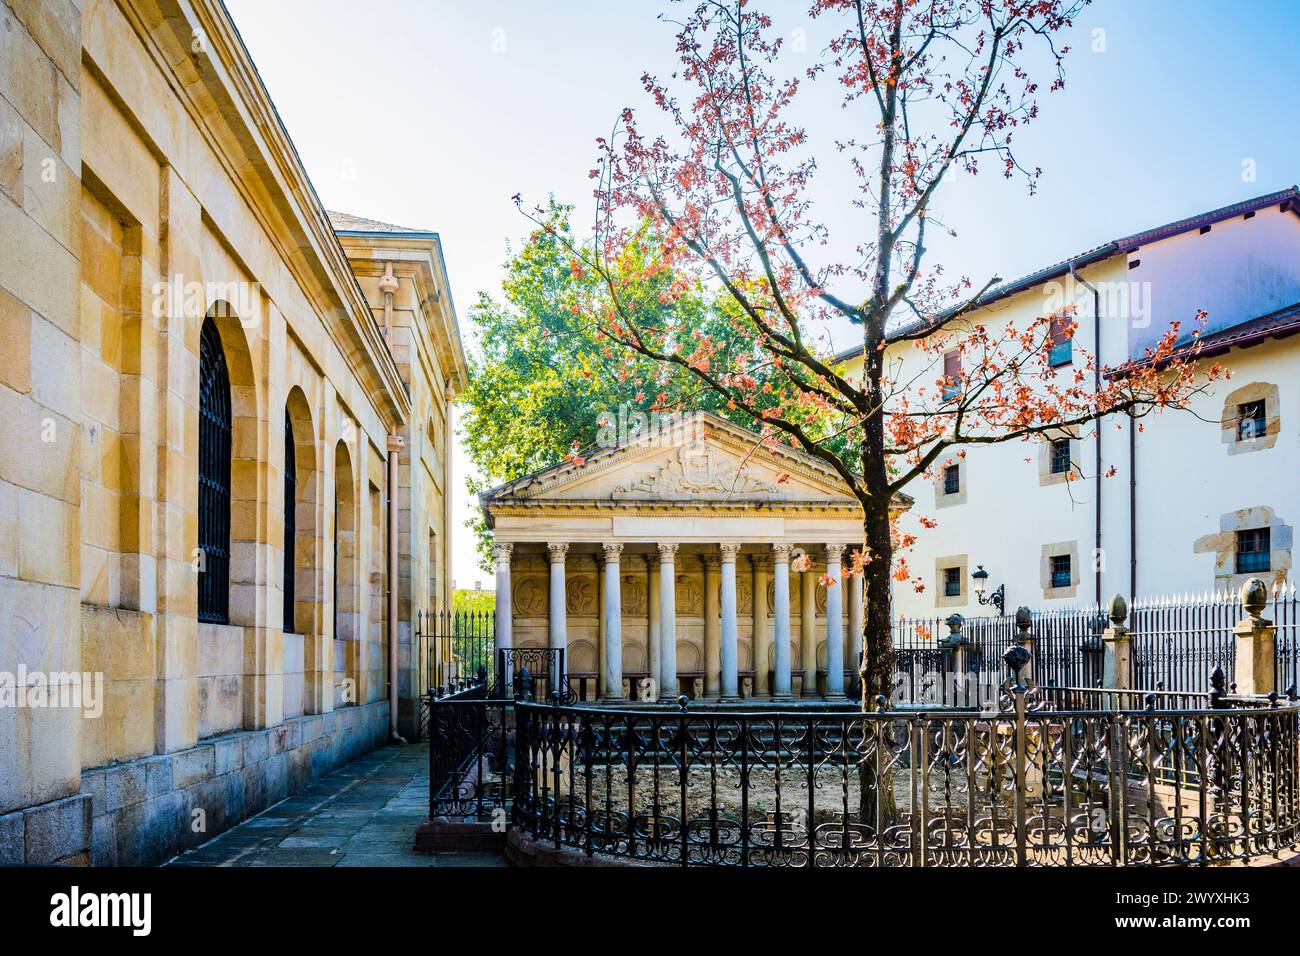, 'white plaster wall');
878,222,1300,618
1127,206,1300,355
